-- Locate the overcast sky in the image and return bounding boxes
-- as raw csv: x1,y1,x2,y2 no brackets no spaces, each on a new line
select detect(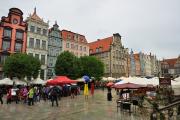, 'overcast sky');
0,0,179,59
